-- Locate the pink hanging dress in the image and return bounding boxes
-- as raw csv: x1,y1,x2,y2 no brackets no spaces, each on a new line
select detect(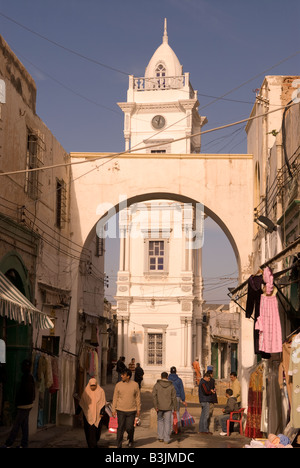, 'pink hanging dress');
255,267,282,354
